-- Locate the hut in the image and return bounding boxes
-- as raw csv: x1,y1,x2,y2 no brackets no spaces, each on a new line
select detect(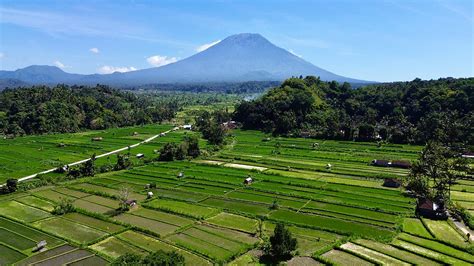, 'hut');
371,159,391,167
383,178,402,188
461,152,474,159
391,160,412,169
136,153,144,159
125,199,137,207
243,177,253,185
177,172,184,178
91,137,103,141
326,163,332,170
147,191,154,199
183,124,192,130
32,240,47,252
416,198,447,220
